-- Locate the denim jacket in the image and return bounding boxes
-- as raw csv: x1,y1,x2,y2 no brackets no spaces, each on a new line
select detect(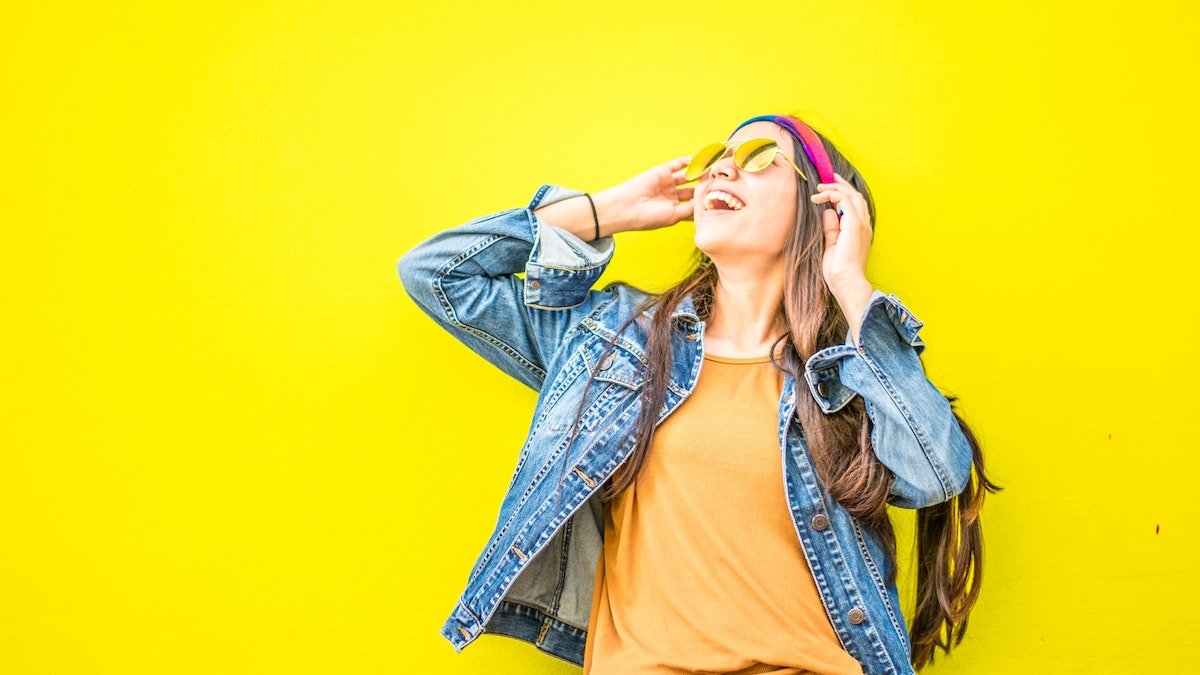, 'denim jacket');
396,183,973,674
